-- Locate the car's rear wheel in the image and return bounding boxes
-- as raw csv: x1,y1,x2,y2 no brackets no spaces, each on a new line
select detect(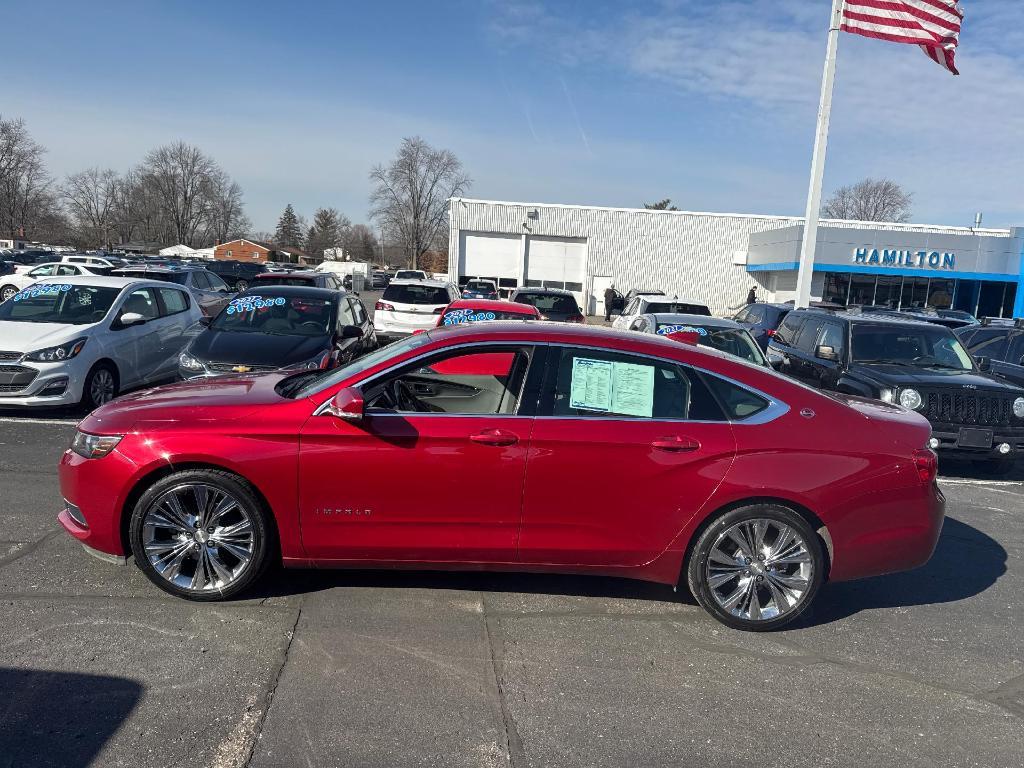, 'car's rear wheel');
129,470,272,601
81,363,118,411
0,284,18,302
686,504,824,631
235,279,249,291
